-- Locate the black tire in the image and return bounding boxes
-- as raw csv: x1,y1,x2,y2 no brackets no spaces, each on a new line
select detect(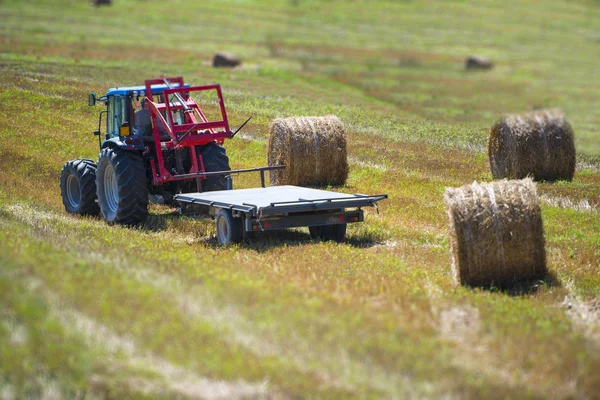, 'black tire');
60,159,100,215
96,147,149,225
330,223,347,242
198,142,230,192
215,209,243,246
309,226,322,239
309,224,347,242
